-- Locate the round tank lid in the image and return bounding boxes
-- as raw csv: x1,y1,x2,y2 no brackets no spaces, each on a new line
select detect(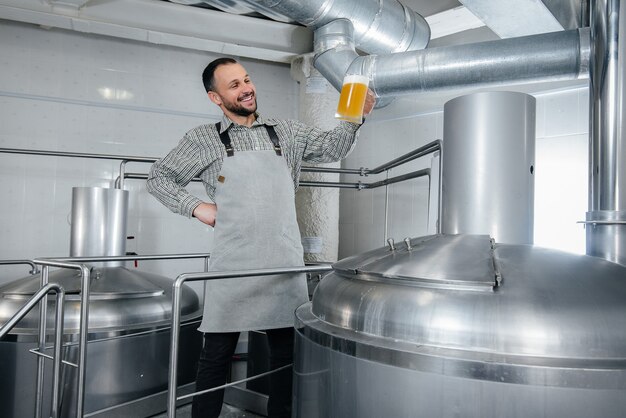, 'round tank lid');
1,267,164,300
312,234,626,362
